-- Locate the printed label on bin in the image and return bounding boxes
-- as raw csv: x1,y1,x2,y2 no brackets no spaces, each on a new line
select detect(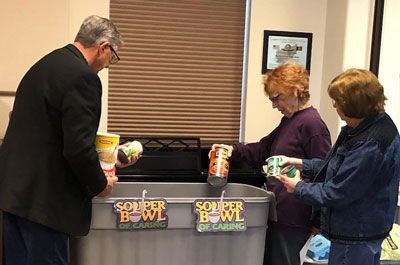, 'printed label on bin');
113,198,168,230
193,199,246,232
